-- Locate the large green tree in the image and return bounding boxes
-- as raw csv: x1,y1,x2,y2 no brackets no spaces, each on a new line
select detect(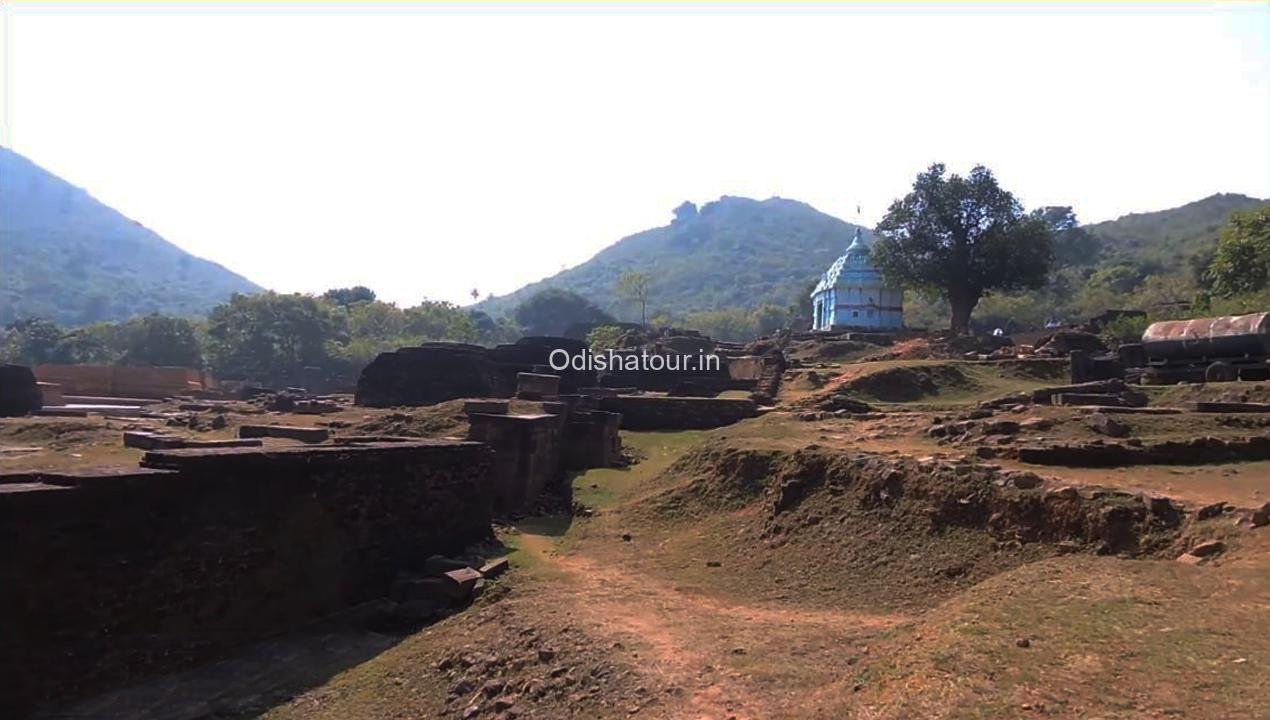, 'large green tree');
117,315,204,367
1206,206,1270,297
513,288,613,336
872,164,1055,334
206,292,340,385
